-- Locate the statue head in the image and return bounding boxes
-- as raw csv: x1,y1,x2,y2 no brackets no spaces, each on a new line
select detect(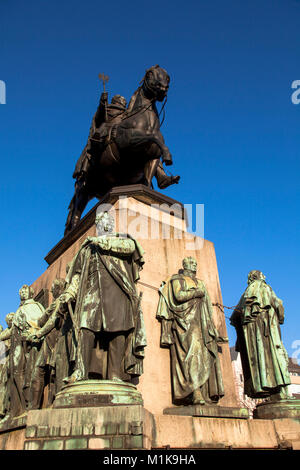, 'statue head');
247,270,266,285
142,65,170,102
182,256,197,274
95,211,115,236
5,312,14,328
19,284,34,302
111,94,127,109
51,278,66,300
